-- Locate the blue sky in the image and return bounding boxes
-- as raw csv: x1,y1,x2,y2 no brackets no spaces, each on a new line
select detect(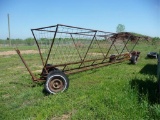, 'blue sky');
0,0,159,39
